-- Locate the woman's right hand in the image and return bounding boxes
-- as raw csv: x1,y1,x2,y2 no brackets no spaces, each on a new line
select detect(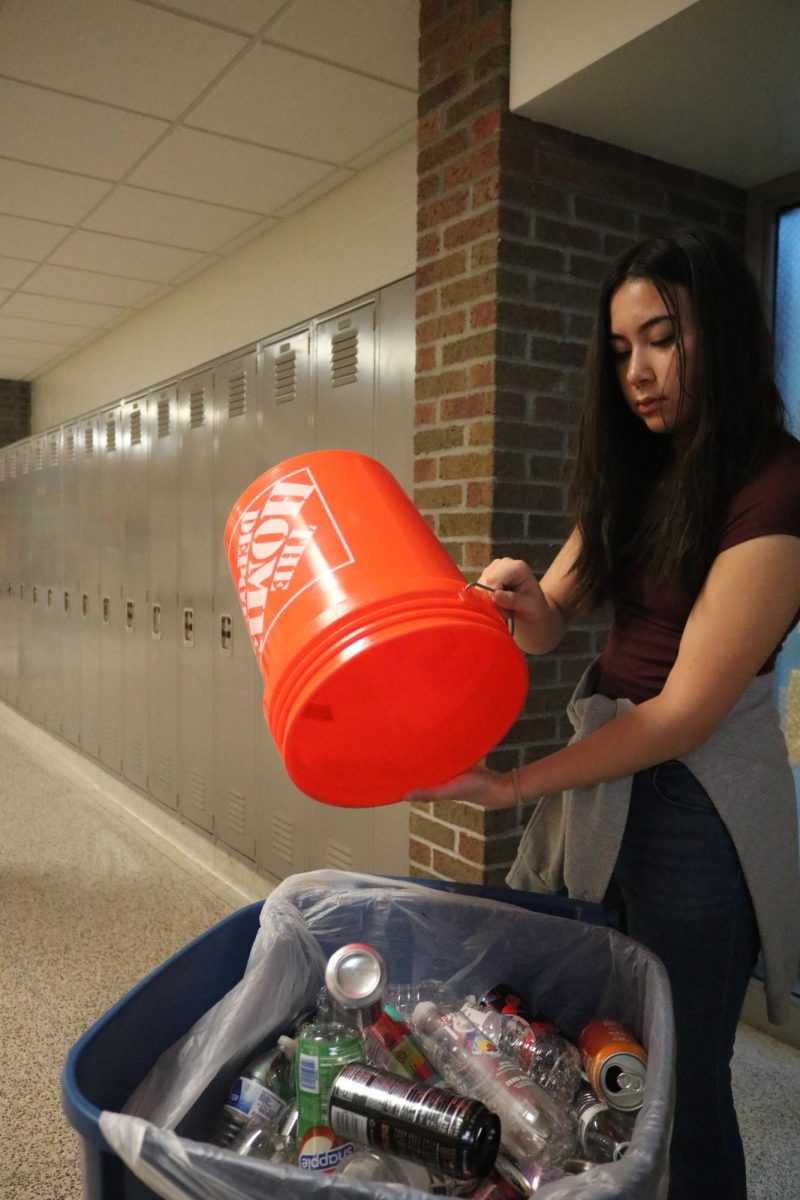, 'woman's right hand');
478,557,566,653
